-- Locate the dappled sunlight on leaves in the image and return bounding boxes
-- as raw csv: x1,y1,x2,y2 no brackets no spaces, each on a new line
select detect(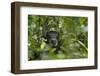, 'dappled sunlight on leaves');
28,15,88,60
